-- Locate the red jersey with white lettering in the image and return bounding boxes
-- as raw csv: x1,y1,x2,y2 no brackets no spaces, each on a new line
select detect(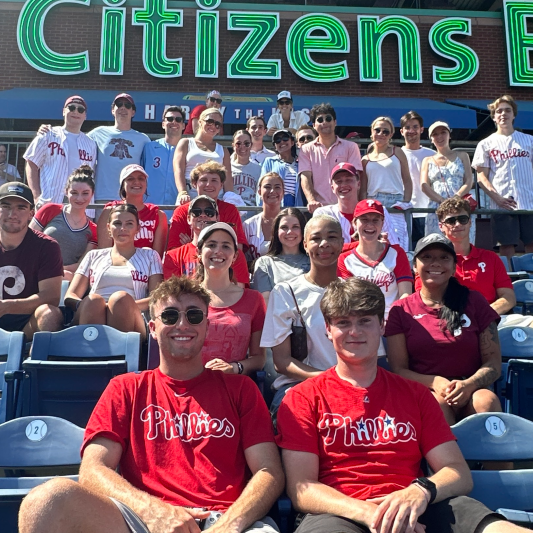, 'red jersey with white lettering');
276,367,454,501
337,244,413,318
105,201,160,249
168,200,247,250
82,368,274,510
414,245,512,304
